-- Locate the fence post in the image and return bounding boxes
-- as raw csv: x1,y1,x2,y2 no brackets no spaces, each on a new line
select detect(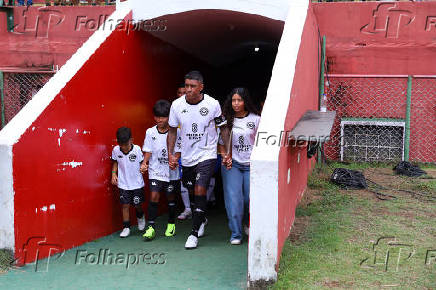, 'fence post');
404,75,412,161
0,71,5,129
318,35,326,164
